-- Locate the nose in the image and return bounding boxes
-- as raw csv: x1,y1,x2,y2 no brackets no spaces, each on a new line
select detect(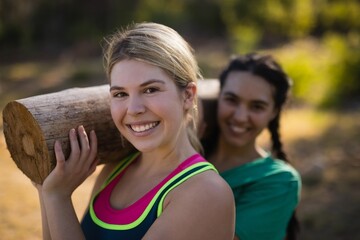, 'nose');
233,105,248,122
127,95,146,116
